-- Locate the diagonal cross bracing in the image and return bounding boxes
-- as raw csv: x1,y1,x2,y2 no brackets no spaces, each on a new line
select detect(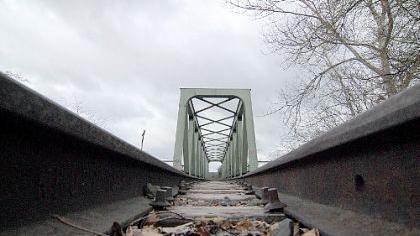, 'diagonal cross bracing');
197,115,235,128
